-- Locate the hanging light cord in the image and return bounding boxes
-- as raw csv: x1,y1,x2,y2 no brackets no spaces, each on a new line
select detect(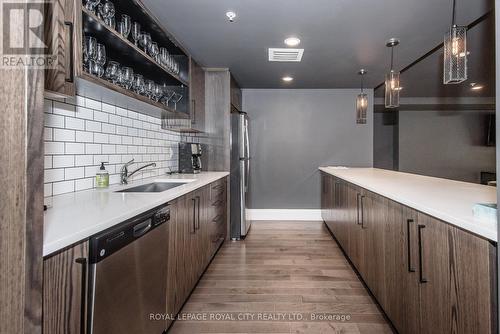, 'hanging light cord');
360,73,364,93
451,0,456,26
